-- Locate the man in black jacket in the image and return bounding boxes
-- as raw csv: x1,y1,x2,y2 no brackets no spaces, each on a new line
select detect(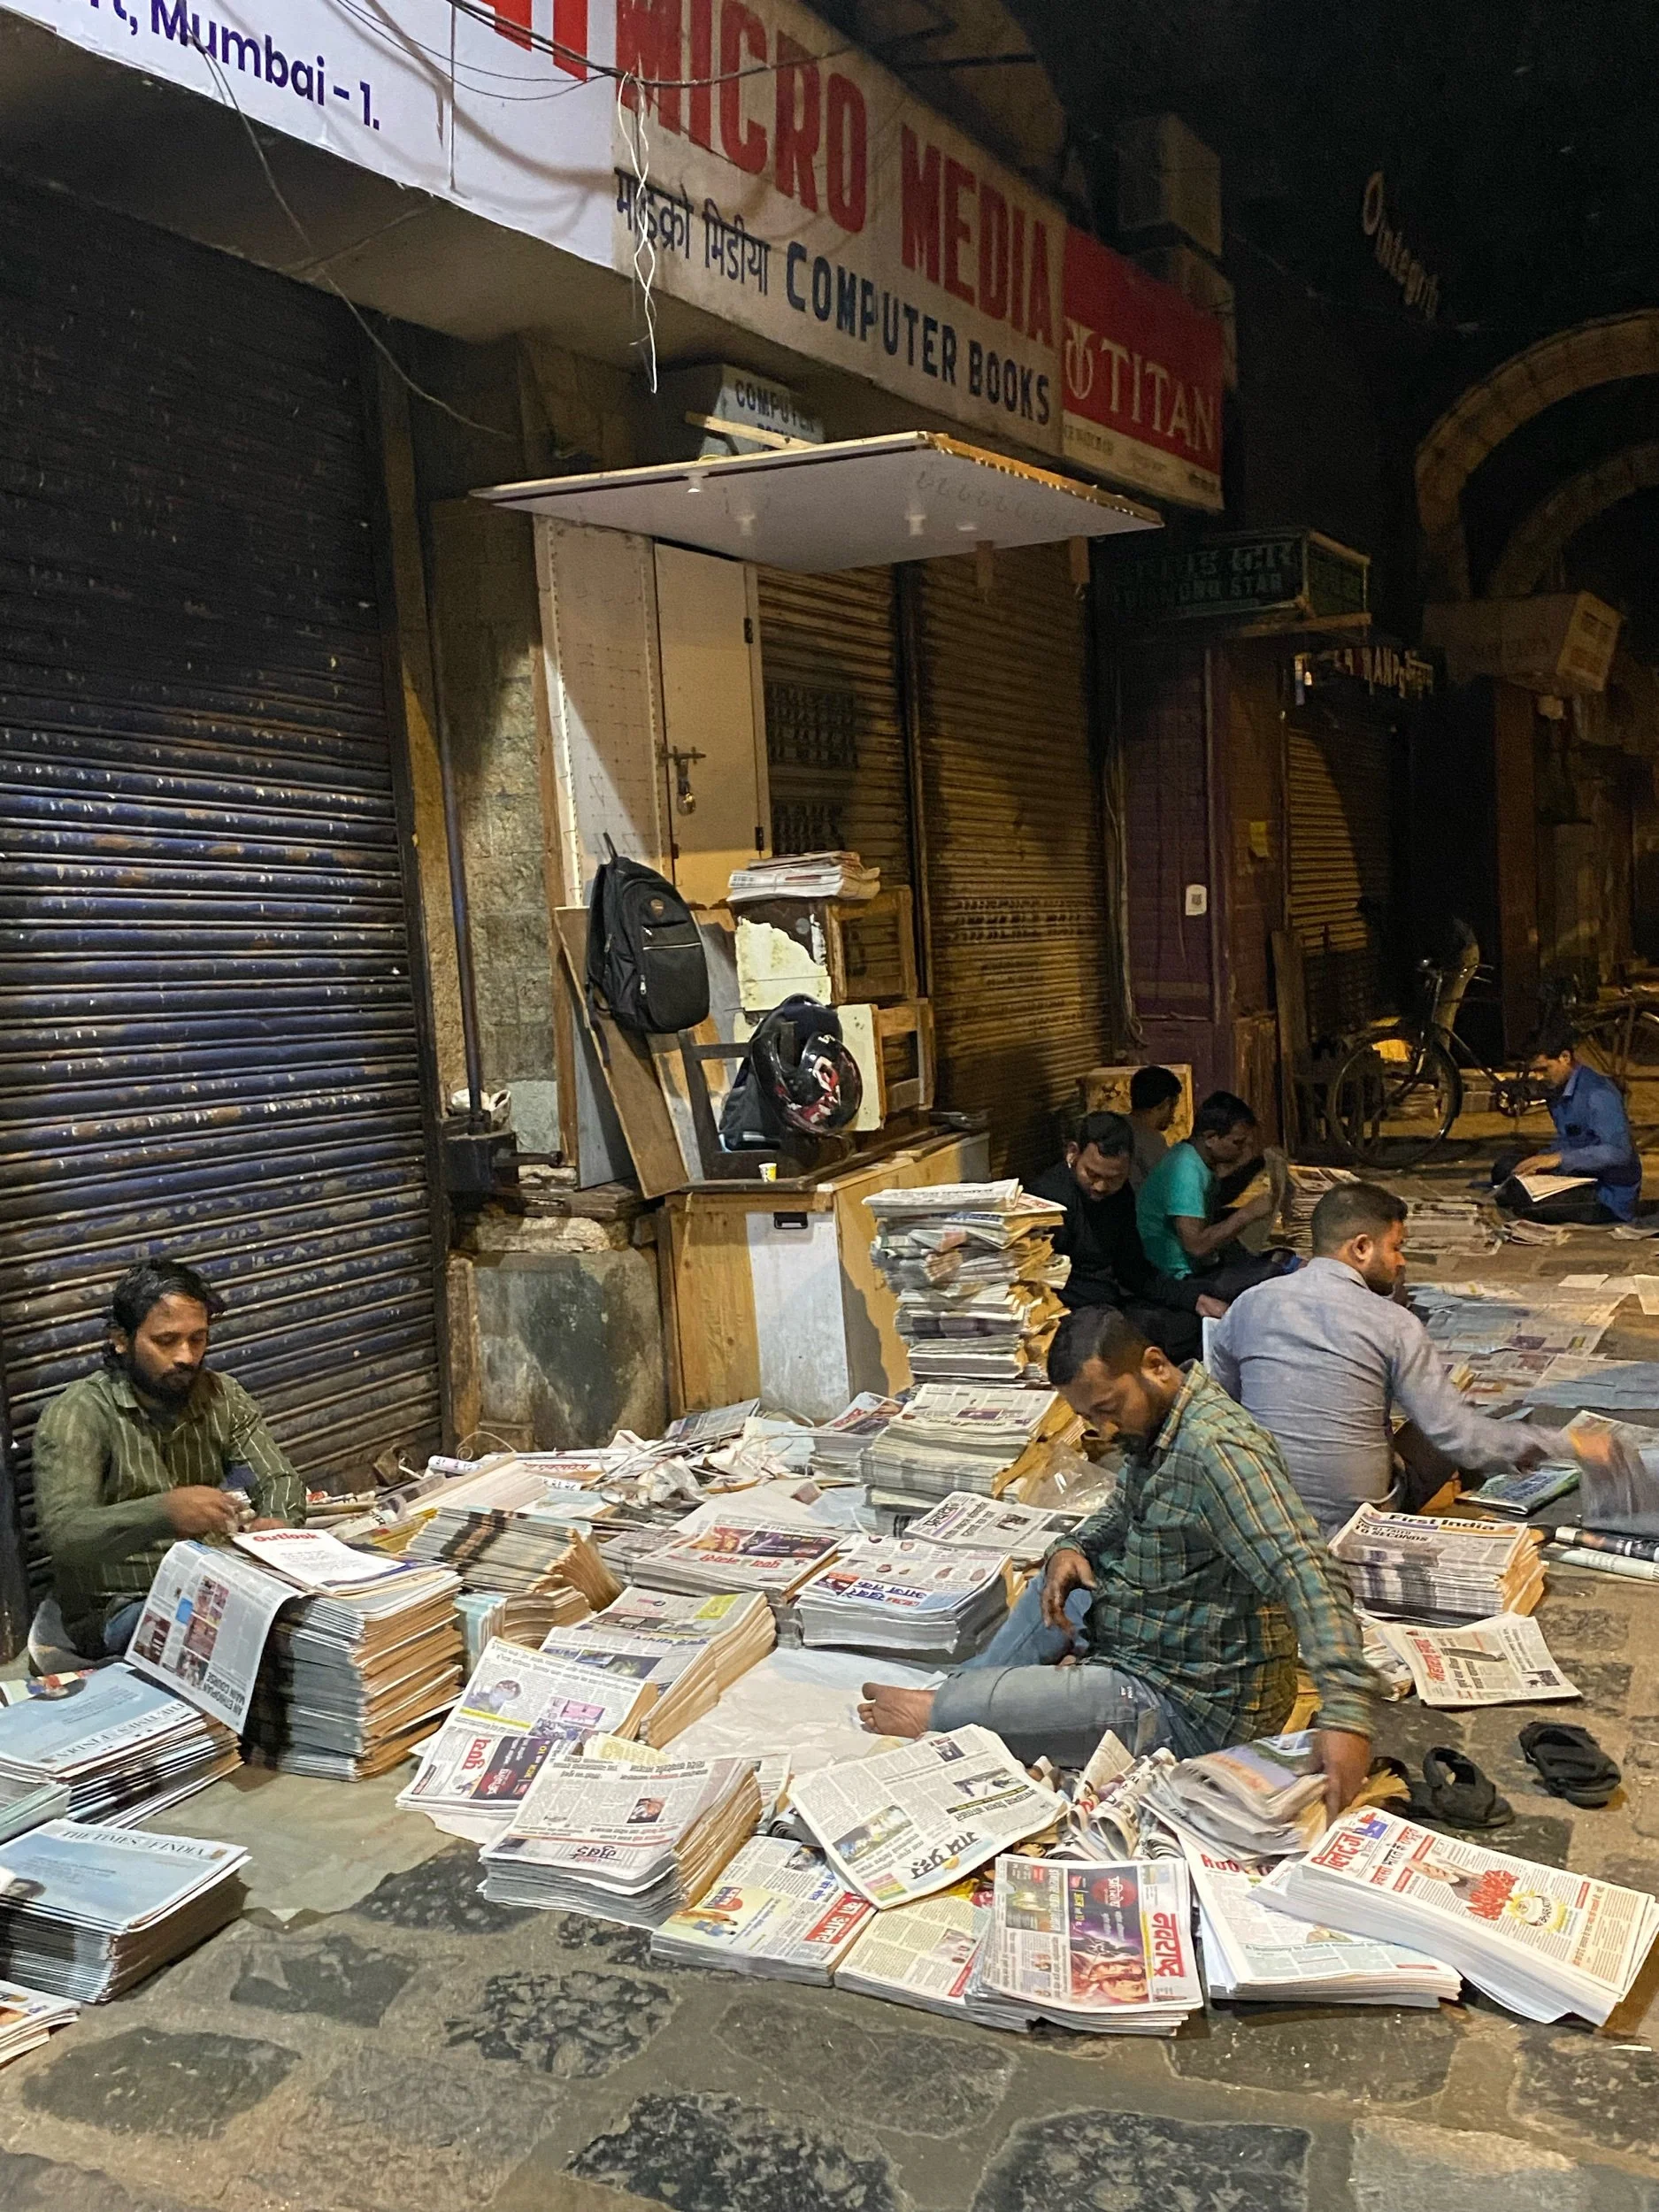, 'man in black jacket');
1029,1111,1226,1362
